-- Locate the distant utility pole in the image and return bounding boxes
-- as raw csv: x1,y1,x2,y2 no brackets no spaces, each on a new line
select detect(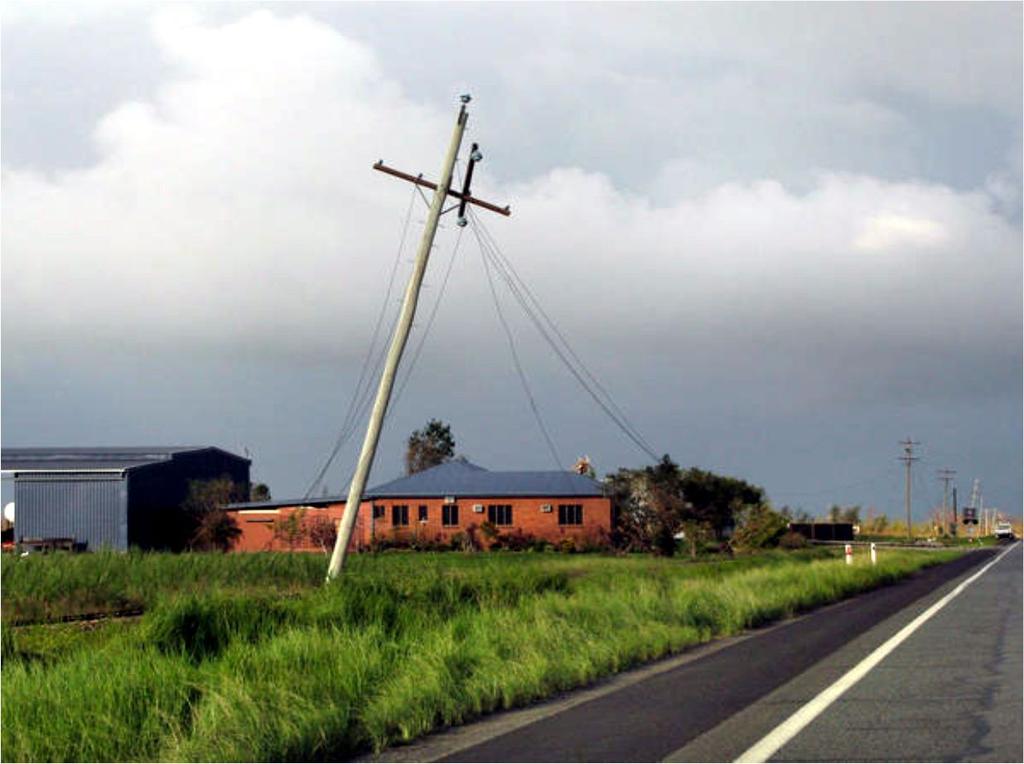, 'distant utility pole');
969,477,982,535
324,95,510,582
980,491,987,535
899,438,919,541
938,468,956,536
